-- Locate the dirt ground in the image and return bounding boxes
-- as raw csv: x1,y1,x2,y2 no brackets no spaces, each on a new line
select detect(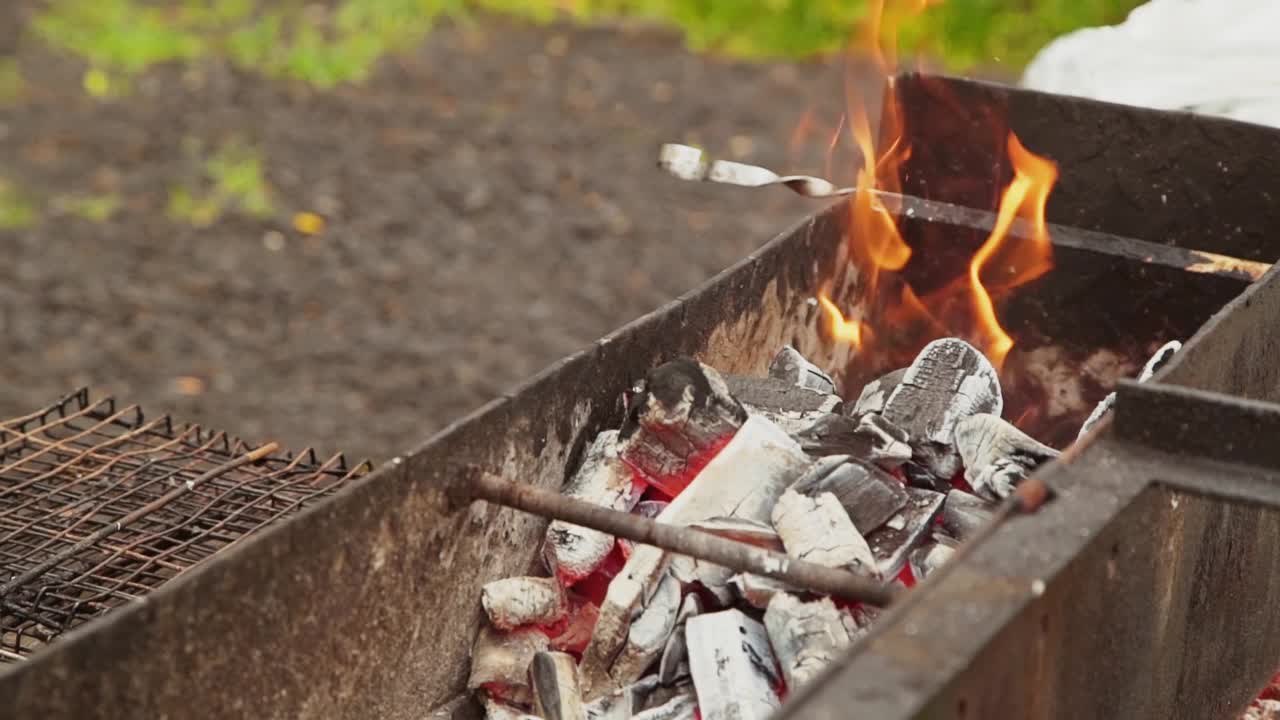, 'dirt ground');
0,8,879,463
